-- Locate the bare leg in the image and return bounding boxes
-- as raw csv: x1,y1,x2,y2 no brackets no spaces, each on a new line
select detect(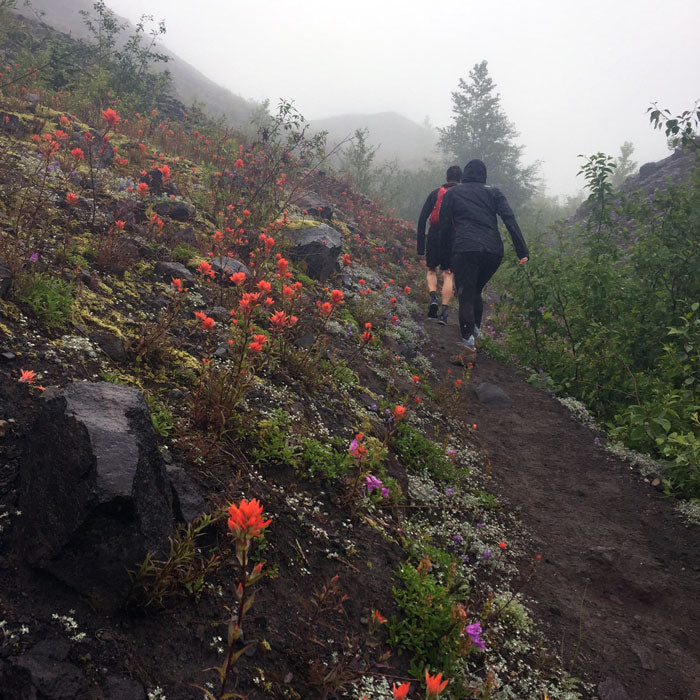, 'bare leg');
426,268,438,293
440,270,454,306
